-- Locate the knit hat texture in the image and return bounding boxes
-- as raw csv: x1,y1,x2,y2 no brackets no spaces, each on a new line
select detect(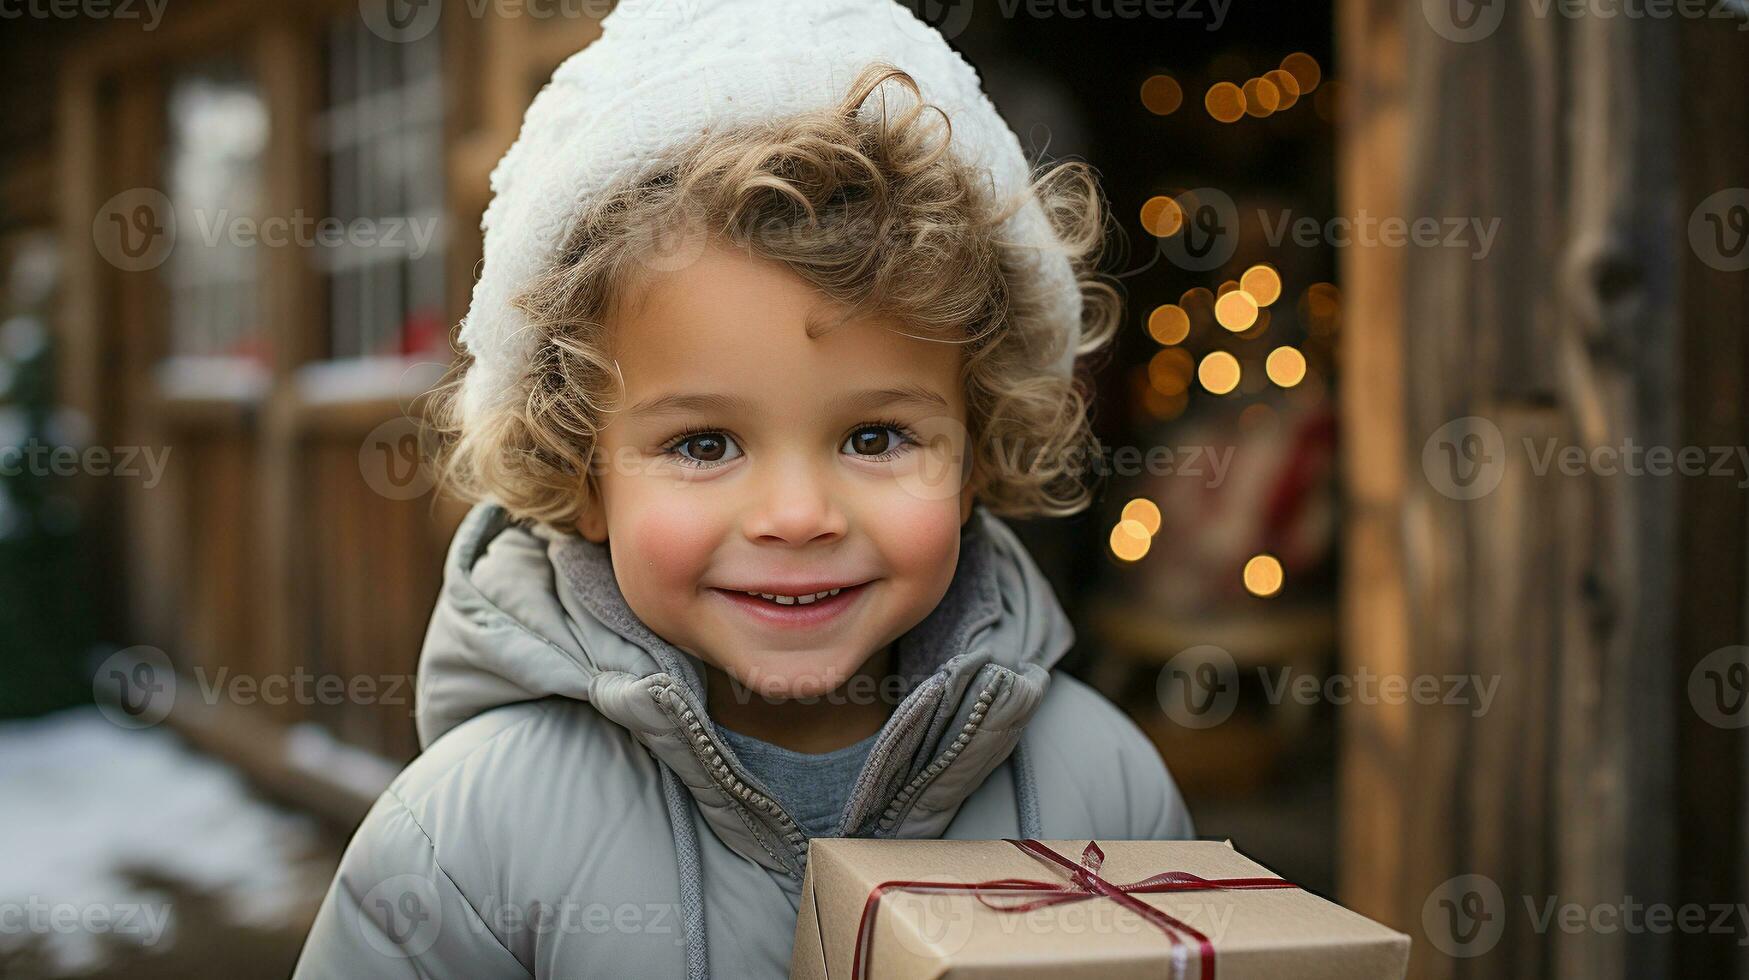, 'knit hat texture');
457,0,1083,427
